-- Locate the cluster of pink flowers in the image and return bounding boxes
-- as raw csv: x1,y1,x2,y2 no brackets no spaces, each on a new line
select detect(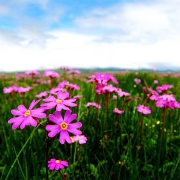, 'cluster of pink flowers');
86,72,131,115
7,69,87,172
137,83,180,115
3,86,32,94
